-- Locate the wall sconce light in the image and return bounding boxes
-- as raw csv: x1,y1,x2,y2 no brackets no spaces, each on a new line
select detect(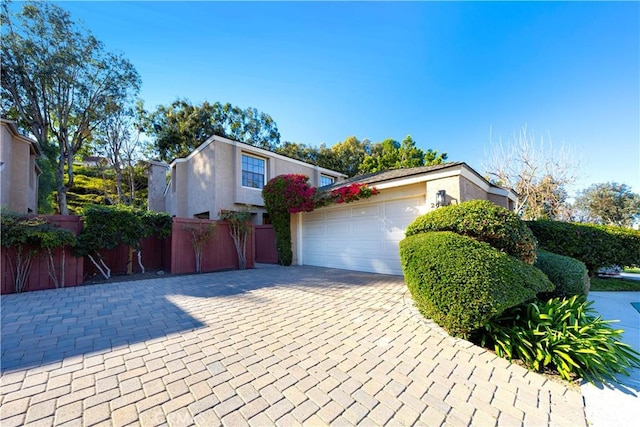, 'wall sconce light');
436,190,446,207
